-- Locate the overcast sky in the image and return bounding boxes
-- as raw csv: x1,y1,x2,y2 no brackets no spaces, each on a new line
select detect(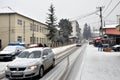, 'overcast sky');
0,0,120,30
